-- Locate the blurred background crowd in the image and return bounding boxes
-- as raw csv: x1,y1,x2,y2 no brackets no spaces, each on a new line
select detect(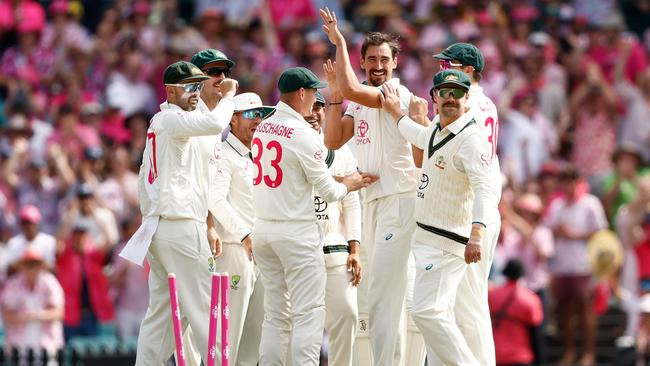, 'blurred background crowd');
0,0,650,365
